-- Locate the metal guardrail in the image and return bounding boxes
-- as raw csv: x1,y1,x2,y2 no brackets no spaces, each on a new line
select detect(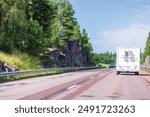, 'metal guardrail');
0,66,100,77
